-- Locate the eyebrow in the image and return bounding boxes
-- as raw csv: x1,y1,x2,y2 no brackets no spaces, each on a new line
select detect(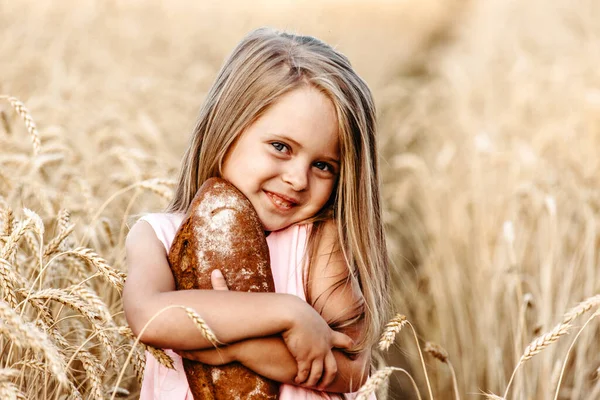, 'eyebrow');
272,134,340,166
